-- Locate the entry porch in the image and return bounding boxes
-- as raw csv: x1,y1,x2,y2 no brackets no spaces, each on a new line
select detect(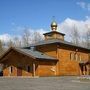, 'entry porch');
0,47,58,77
